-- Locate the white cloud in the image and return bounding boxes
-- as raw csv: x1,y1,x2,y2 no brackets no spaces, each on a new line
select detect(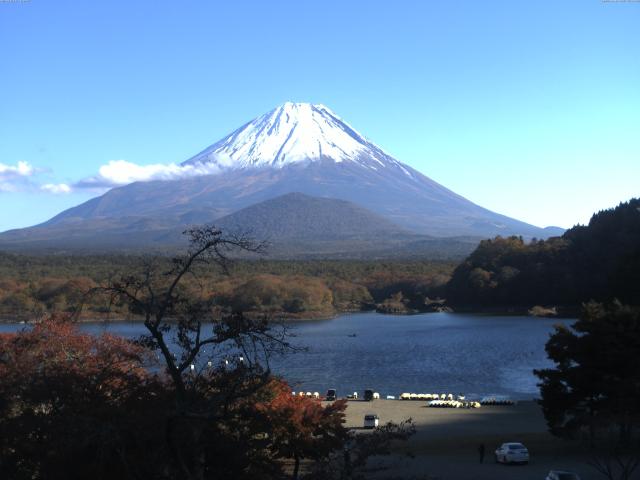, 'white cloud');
0,160,35,178
74,159,222,189
0,161,36,192
41,183,72,194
